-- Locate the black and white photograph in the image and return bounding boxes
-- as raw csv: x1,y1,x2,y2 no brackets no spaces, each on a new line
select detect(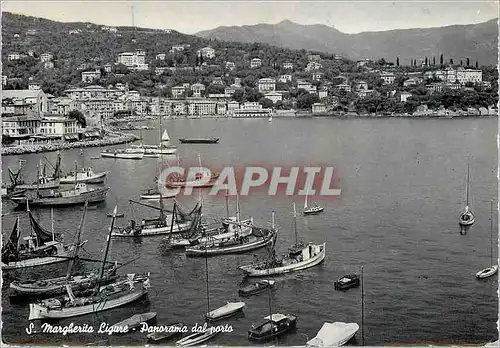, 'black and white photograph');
0,1,498,346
